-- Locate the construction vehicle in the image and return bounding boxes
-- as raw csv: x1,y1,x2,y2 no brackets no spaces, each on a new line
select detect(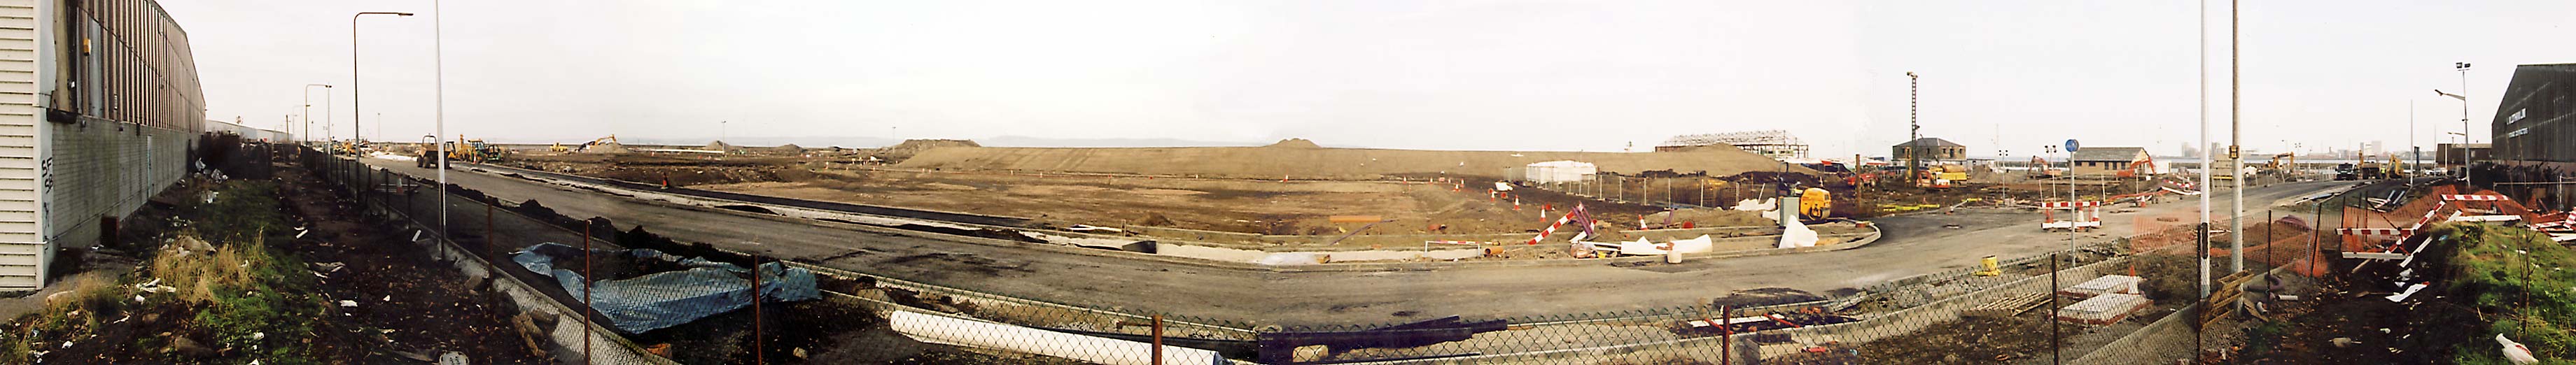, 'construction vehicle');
416,136,448,169
2029,155,2062,179
2334,163,2359,180
463,137,507,163
574,135,621,152
1798,187,1833,220
2386,153,2407,179
550,143,570,152
332,140,365,155
2357,159,2386,180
